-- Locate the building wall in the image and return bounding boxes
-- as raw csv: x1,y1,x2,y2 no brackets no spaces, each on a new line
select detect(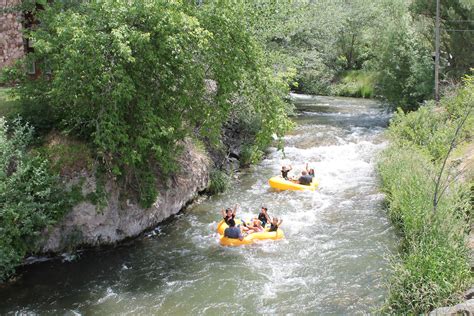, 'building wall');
0,0,24,70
